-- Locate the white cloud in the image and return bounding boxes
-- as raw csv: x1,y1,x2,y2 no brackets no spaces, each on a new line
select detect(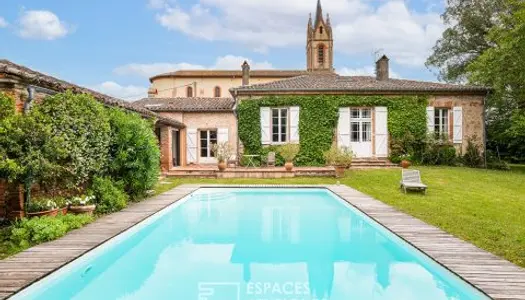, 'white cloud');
88,81,148,101
0,17,8,28
18,10,71,40
150,0,444,67
114,55,273,78
338,65,400,78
